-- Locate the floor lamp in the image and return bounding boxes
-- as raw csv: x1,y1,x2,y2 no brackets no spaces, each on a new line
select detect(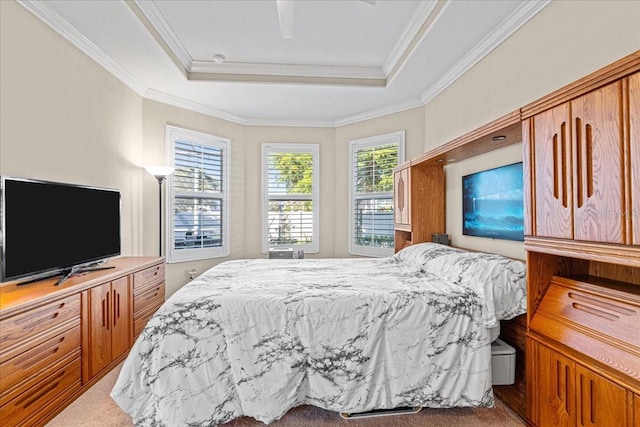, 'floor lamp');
145,166,175,256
